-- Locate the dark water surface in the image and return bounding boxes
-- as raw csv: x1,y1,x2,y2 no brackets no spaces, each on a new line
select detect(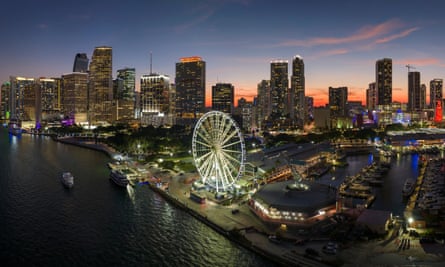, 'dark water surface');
0,129,273,267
